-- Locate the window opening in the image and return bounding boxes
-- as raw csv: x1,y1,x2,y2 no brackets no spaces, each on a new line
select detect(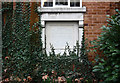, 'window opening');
70,0,80,7
43,0,53,7
55,0,68,6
